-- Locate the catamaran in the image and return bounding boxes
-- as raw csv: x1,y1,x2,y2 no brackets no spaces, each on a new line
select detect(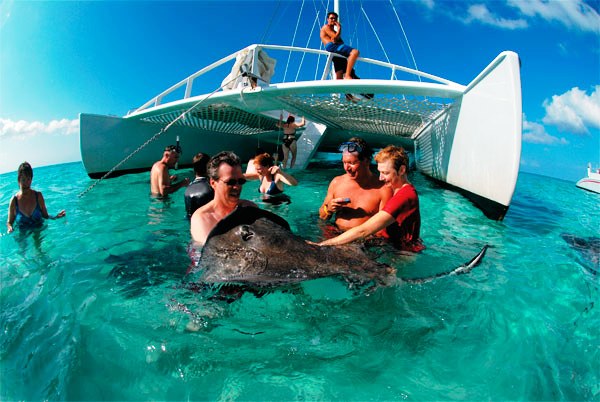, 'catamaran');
79,2,522,220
